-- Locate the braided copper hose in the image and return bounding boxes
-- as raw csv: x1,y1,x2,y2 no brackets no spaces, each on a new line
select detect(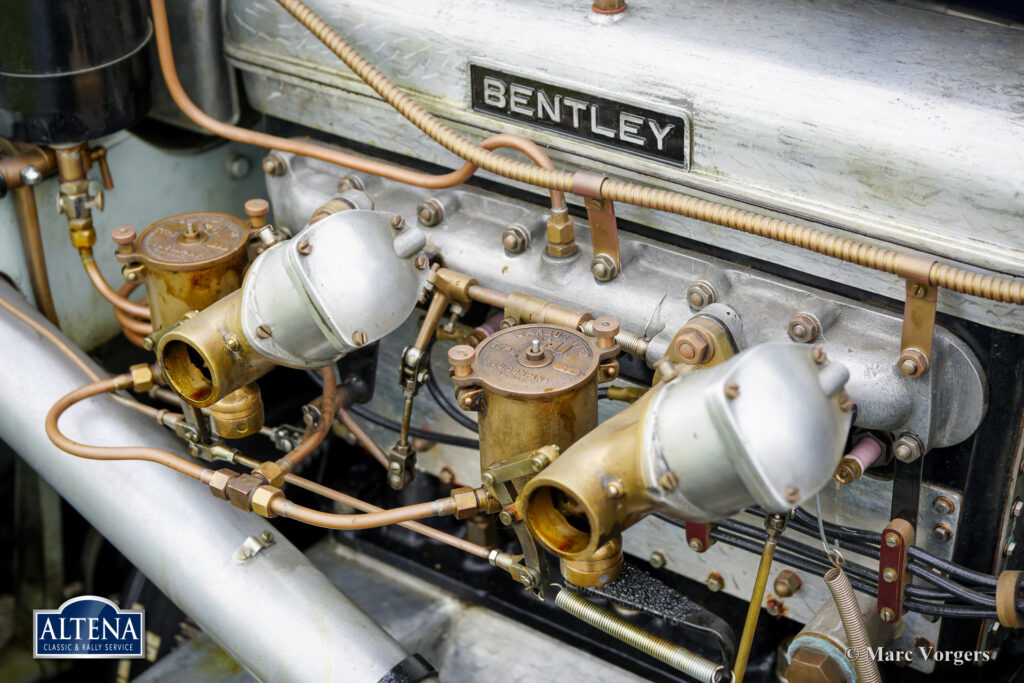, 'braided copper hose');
274,0,1024,305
